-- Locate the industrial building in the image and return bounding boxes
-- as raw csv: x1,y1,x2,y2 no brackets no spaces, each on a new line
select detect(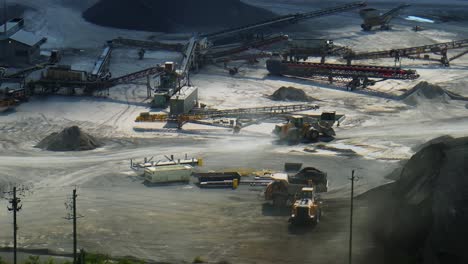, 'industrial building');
170,86,198,115
0,18,47,65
